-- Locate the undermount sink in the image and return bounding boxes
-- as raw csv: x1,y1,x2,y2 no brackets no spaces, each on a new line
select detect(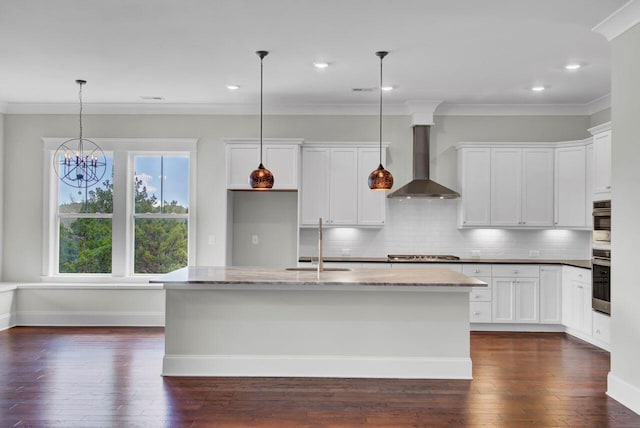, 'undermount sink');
285,267,352,272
